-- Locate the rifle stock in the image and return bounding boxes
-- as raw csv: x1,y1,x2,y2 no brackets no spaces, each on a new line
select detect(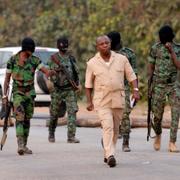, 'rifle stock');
0,102,11,150
147,95,152,141
147,78,154,141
